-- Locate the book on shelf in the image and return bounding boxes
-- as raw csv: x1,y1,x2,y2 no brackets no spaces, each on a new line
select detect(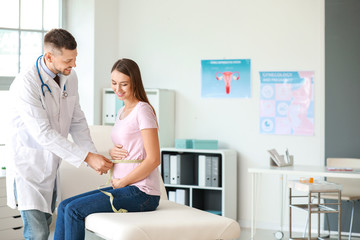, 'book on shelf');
168,191,176,202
